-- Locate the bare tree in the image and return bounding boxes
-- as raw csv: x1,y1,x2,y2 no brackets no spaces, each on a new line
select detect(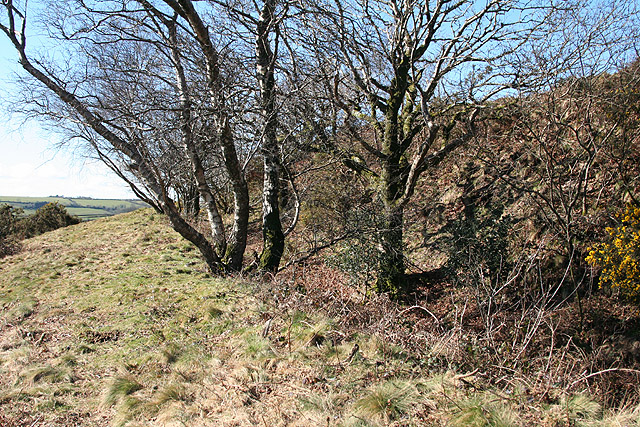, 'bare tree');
208,0,289,272
0,0,250,272
483,0,640,301
1,0,320,274
299,0,546,298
